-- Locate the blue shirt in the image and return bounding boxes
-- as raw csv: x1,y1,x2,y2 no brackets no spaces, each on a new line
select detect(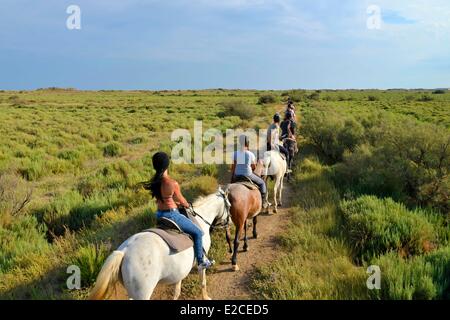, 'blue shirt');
233,150,256,176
